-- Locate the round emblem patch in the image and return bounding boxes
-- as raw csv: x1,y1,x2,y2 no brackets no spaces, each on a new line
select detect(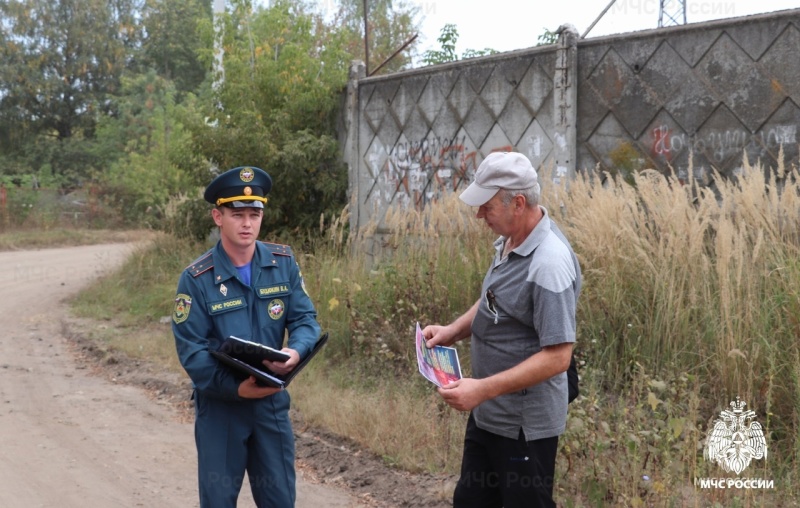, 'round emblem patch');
244,186,252,196
173,294,192,324
239,167,255,183
267,299,285,320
